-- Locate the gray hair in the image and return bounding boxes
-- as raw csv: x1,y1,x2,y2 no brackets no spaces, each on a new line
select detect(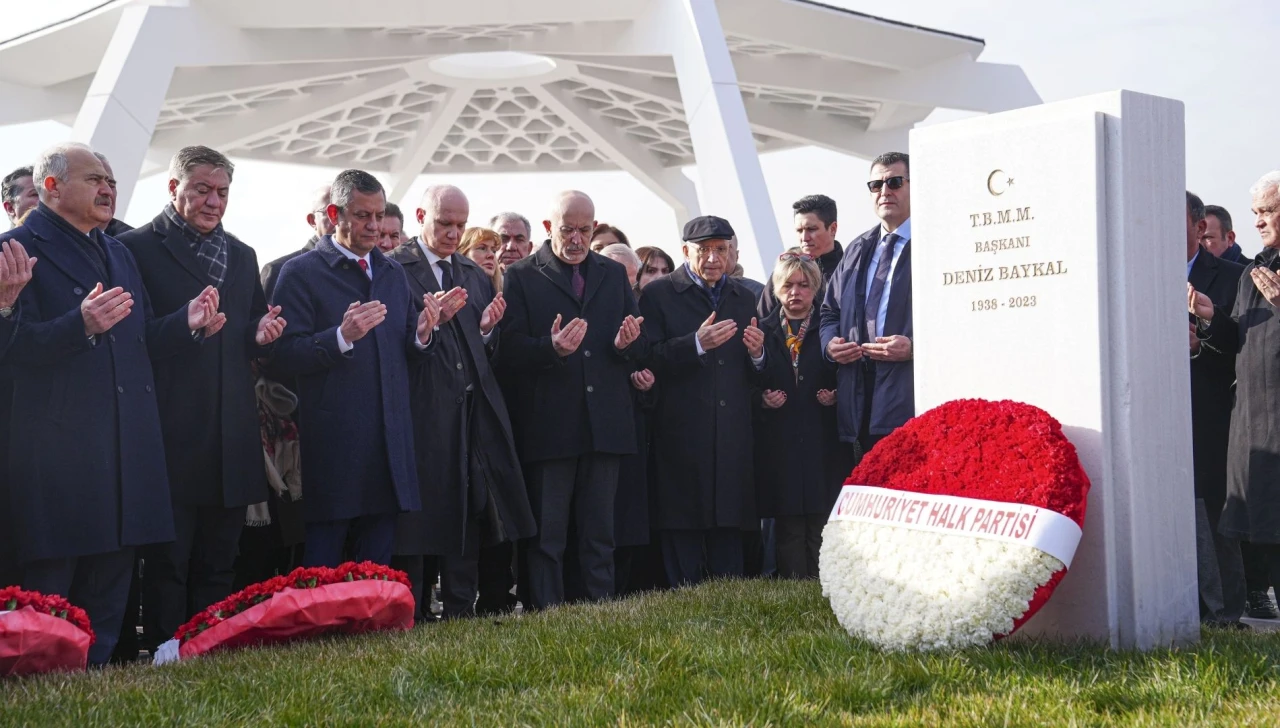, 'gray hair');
34,142,95,201
330,169,384,212
489,211,531,237
308,184,331,213
168,145,234,183
599,243,641,269
1251,171,1280,199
